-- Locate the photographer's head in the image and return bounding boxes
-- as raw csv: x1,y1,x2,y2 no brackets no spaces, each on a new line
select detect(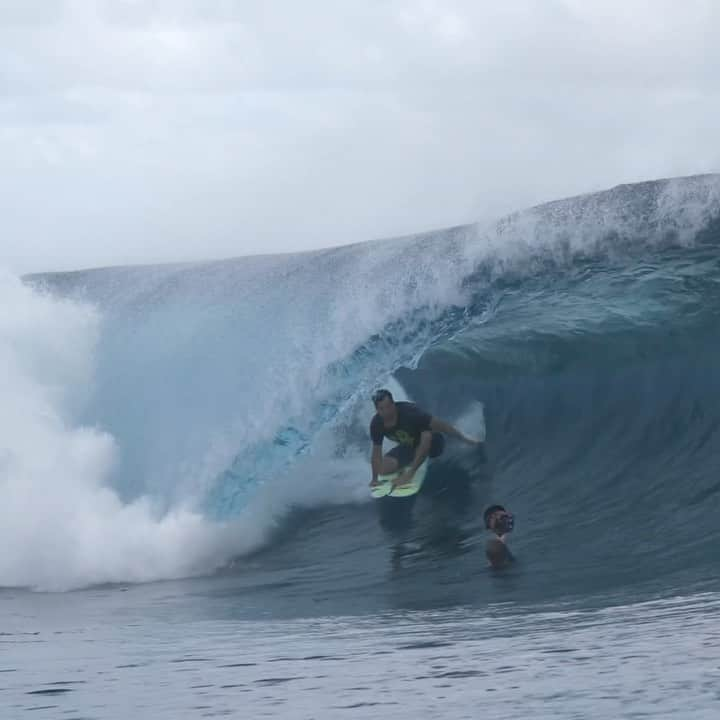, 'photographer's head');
483,505,514,536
